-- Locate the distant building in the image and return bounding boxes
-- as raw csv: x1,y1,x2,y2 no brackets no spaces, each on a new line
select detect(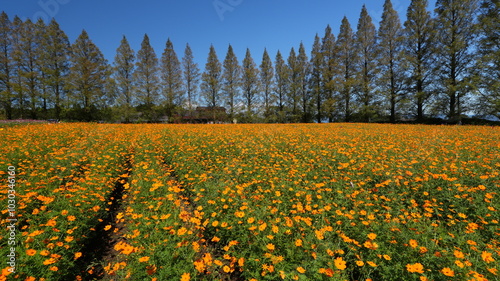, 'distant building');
177,107,228,123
